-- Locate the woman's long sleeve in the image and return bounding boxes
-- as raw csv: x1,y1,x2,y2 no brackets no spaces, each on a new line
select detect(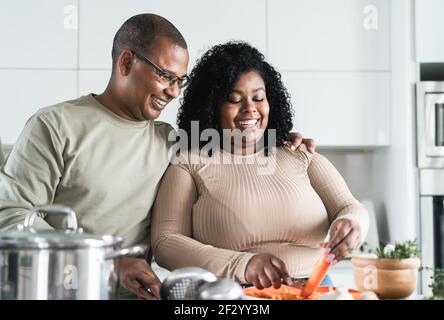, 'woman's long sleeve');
307,152,369,243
